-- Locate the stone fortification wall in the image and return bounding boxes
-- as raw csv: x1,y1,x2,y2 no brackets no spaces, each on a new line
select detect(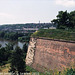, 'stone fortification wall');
26,37,75,72
26,38,37,65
